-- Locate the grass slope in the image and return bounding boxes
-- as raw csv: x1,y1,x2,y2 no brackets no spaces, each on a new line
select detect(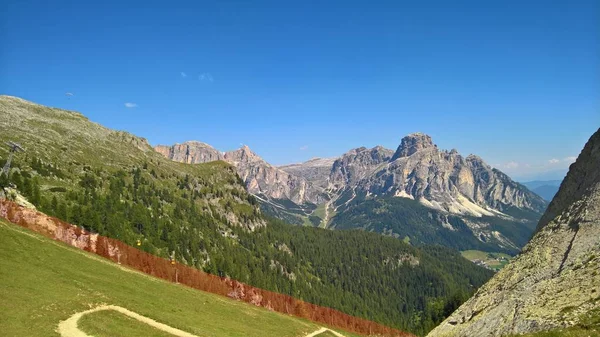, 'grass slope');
460,250,512,271
78,311,174,337
0,219,359,337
